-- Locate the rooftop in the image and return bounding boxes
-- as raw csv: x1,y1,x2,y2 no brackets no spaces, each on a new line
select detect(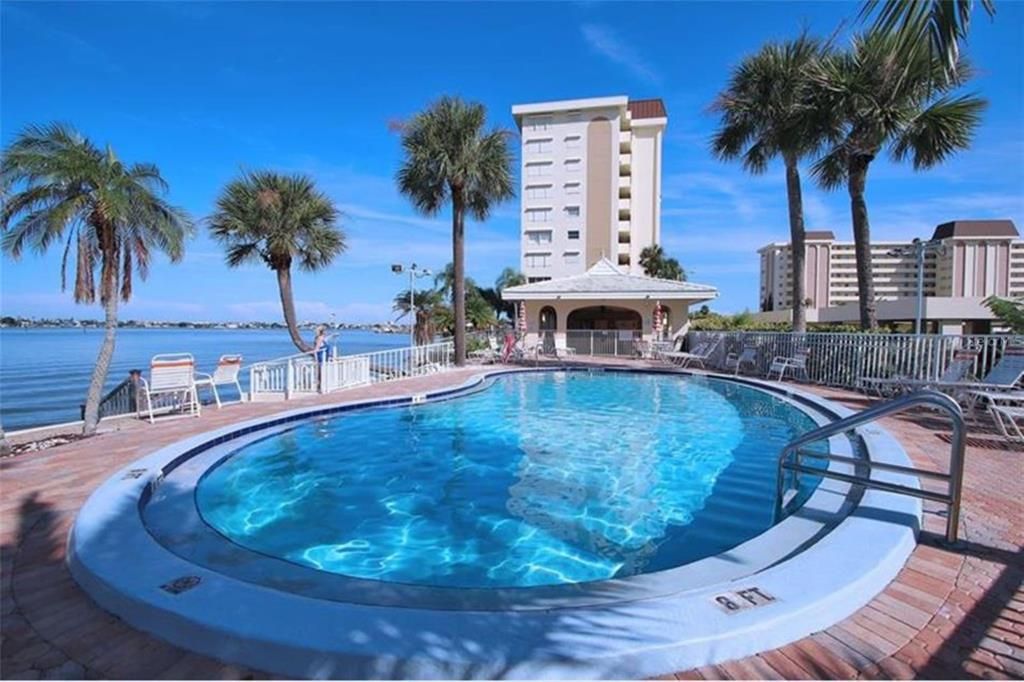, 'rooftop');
502,257,718,301
931,219,1019,240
